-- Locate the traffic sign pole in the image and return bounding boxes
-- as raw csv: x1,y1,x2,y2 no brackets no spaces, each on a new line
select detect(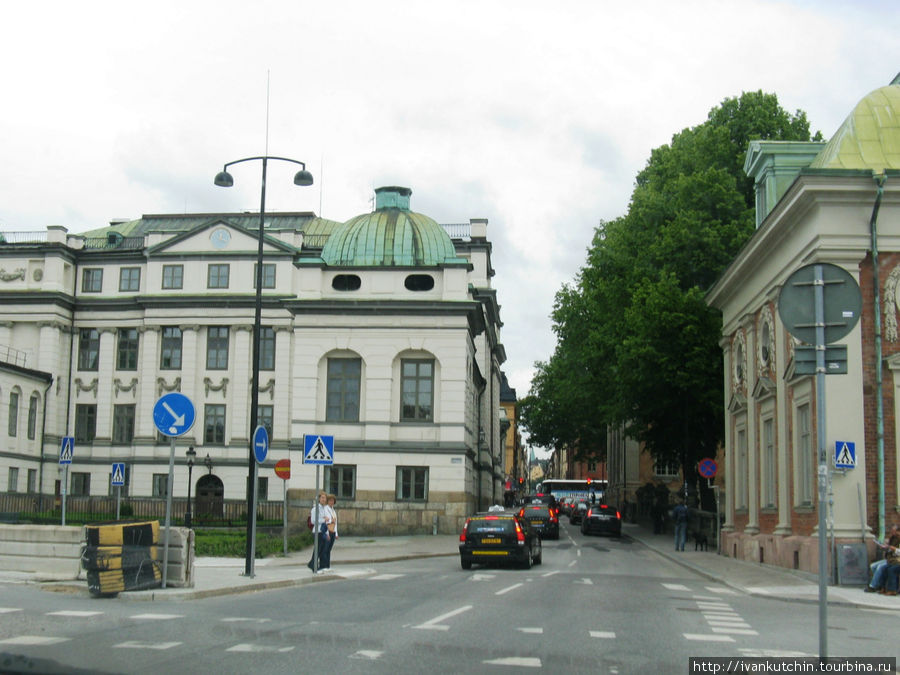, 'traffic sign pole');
61,464,67,527
813,264,828,660
282,477,288,556
162,435,177,588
